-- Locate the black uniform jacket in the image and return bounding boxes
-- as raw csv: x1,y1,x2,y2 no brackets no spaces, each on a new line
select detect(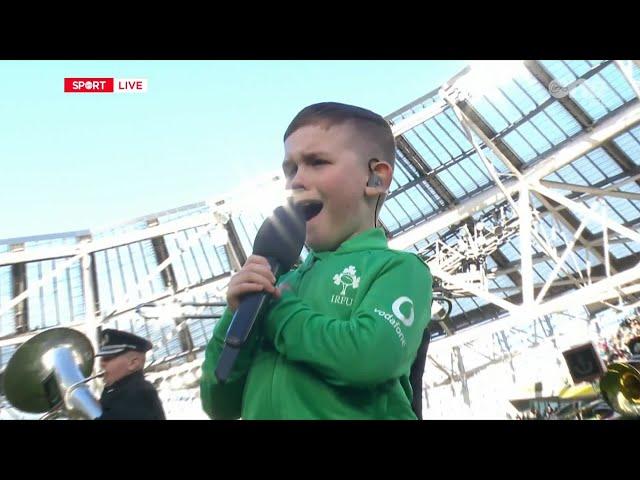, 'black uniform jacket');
97,370,165,420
